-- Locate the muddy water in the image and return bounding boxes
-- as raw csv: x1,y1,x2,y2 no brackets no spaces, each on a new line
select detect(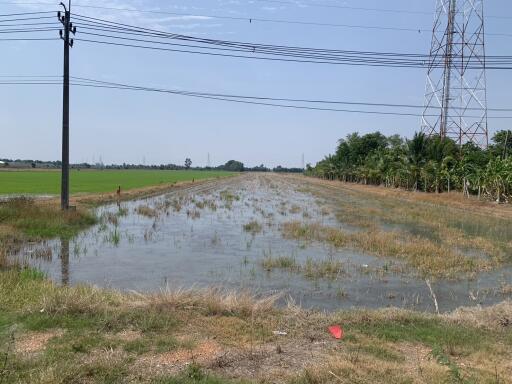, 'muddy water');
18,174,512,313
